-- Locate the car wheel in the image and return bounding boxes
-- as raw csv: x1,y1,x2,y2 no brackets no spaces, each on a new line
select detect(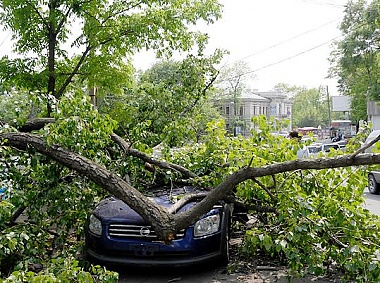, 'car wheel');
368,174,380,195
219,211,231,265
